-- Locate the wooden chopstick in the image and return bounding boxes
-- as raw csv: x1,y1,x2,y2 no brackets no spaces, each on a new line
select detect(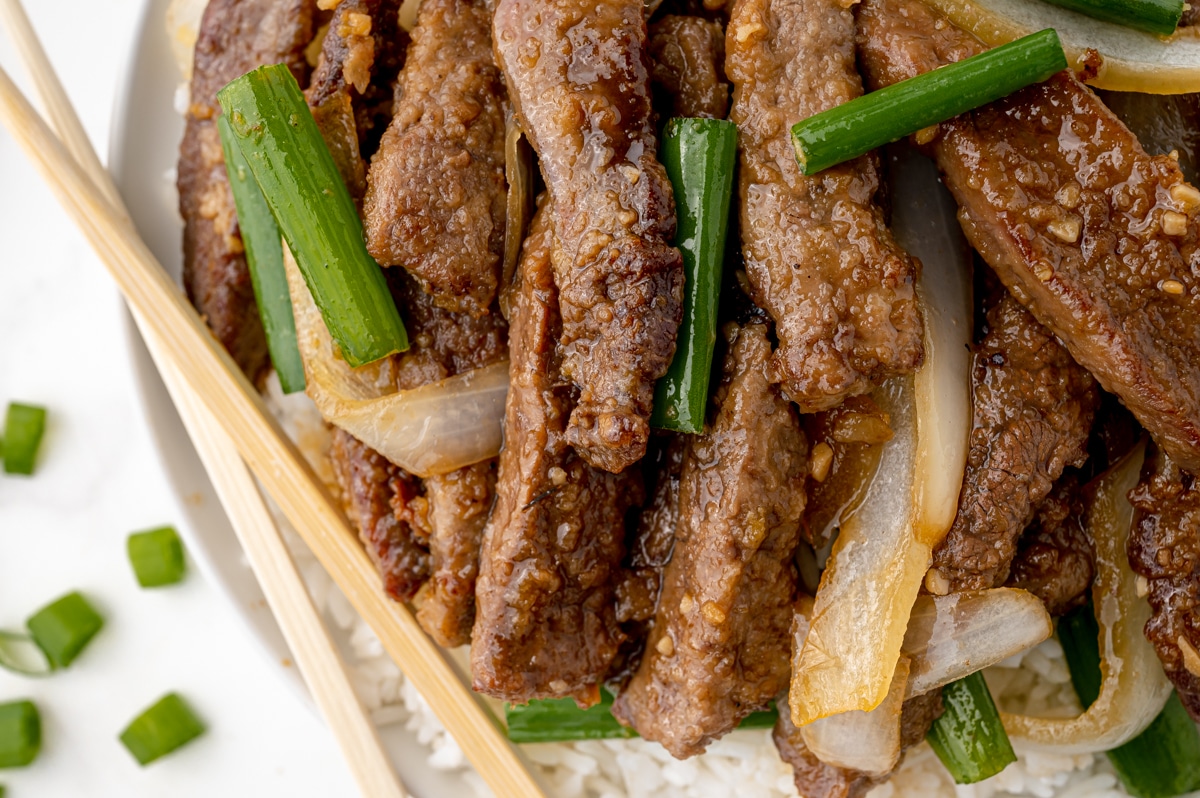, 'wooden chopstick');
0,3,408,796
0,10,547,798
